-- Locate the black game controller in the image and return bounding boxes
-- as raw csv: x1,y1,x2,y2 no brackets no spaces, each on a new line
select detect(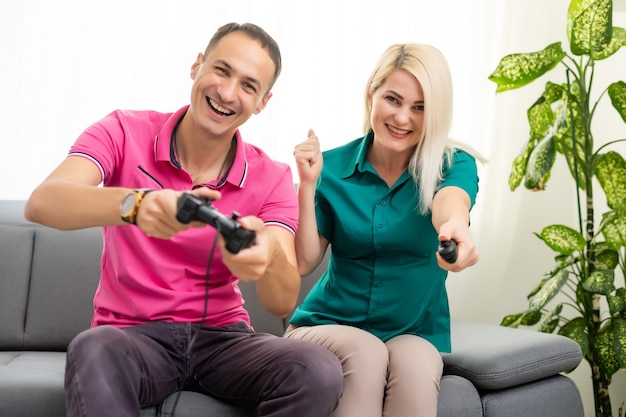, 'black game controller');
438,240,458,264
176,193,256,254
